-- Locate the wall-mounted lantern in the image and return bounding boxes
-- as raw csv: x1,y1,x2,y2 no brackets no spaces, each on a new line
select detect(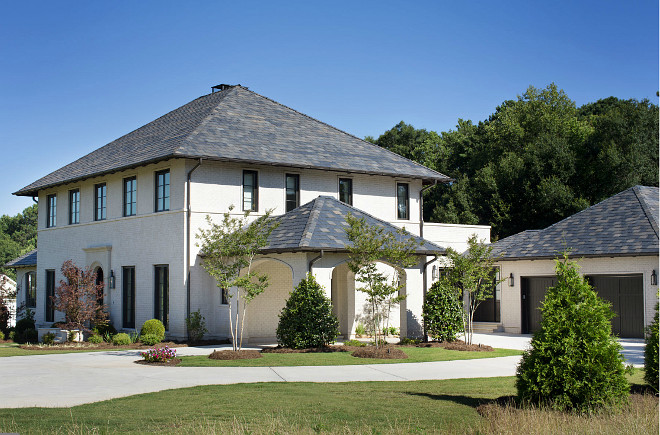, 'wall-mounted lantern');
508,273,514,287
652,270,657,286
109,270,116,289
432,265,438,280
